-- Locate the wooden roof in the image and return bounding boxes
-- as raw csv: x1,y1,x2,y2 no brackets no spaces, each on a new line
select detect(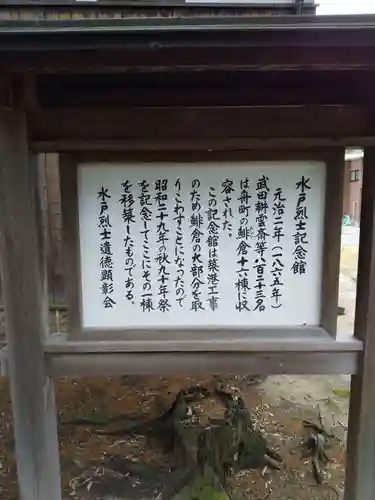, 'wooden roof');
1,13,375,149
1,14,375,73
0,0,317,15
